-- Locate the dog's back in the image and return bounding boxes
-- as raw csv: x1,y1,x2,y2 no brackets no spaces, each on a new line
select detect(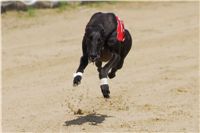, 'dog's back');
87,12,132,59
86,12,117,37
